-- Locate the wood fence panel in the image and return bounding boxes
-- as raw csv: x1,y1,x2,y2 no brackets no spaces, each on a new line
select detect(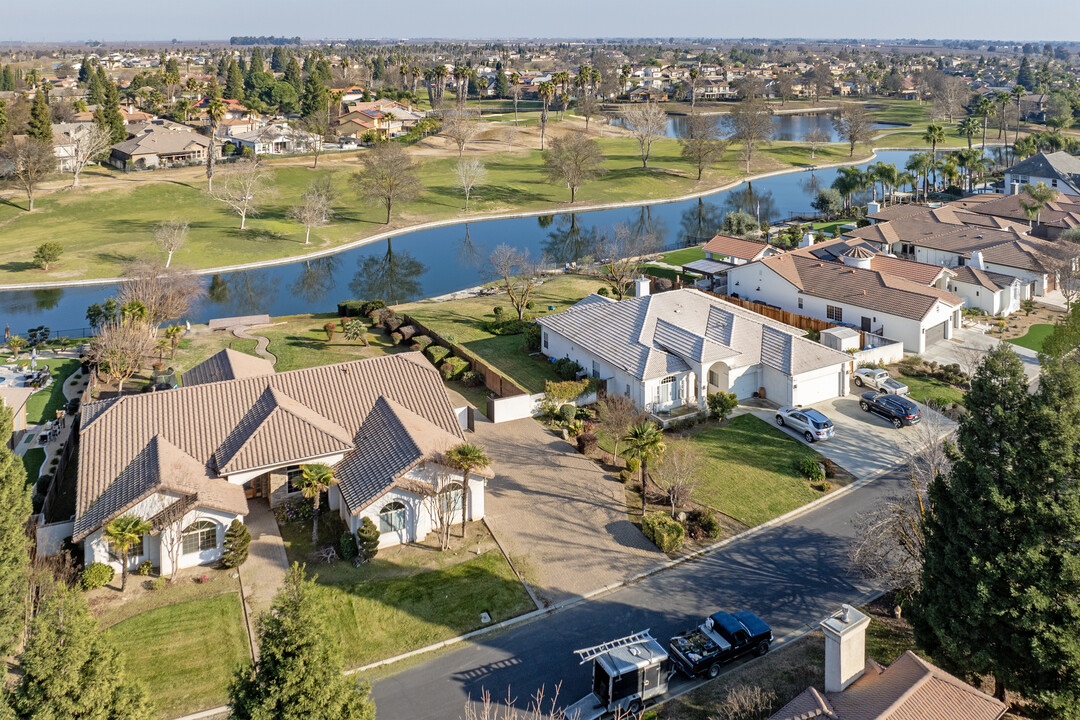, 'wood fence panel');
701,291,839,333
402,315,528,399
